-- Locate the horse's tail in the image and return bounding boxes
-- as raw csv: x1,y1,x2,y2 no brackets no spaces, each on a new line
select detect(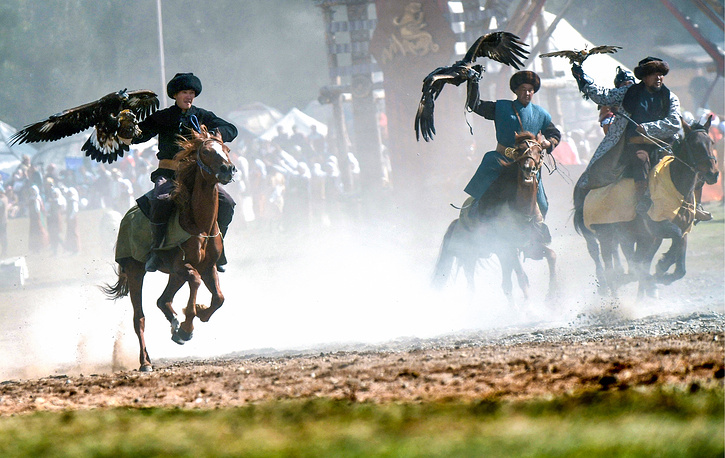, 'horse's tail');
432,219,459,289
99,264,129,300
573,205,589,236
